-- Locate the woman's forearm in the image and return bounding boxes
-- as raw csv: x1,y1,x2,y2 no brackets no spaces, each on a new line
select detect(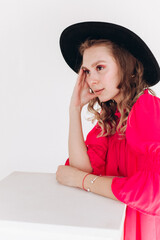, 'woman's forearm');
68,107,92,172
56,165,118,201
75,170,118,201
